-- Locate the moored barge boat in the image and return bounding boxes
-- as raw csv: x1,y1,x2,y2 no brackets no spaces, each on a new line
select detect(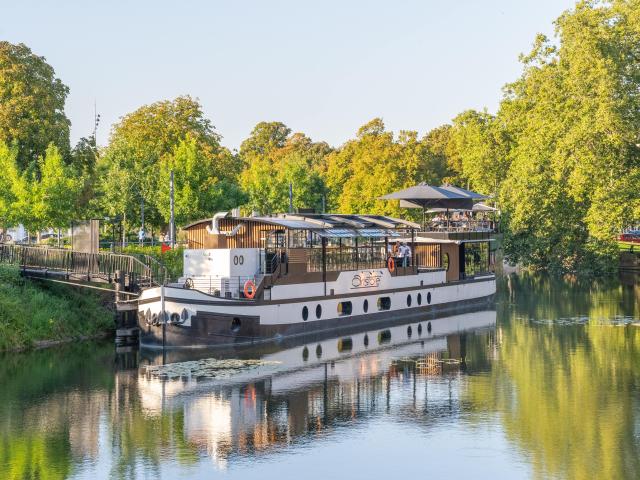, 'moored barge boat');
137,210,496,349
